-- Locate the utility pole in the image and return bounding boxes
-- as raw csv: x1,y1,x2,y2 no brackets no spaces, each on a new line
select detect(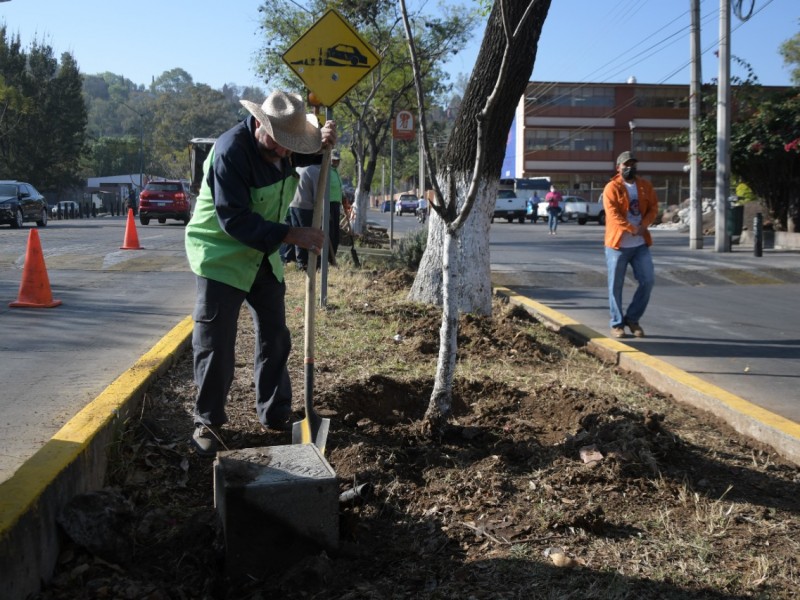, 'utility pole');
389,136,395,249
419,122,425,200
715,0,731,252
689,0,703,249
